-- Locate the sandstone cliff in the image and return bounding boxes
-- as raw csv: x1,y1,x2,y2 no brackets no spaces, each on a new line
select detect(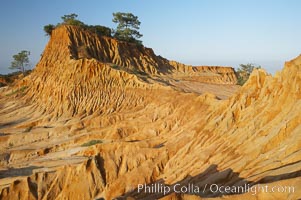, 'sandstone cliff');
169,61,237,84
37,25,237,80
0,25,300,200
